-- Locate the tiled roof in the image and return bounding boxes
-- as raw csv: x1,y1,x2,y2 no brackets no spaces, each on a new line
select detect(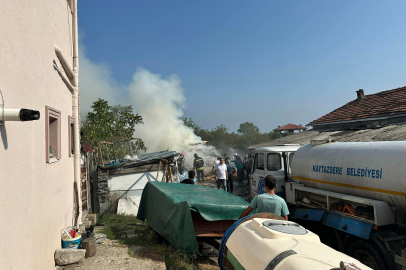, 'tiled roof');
308,86,406,126
273,123,307,131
